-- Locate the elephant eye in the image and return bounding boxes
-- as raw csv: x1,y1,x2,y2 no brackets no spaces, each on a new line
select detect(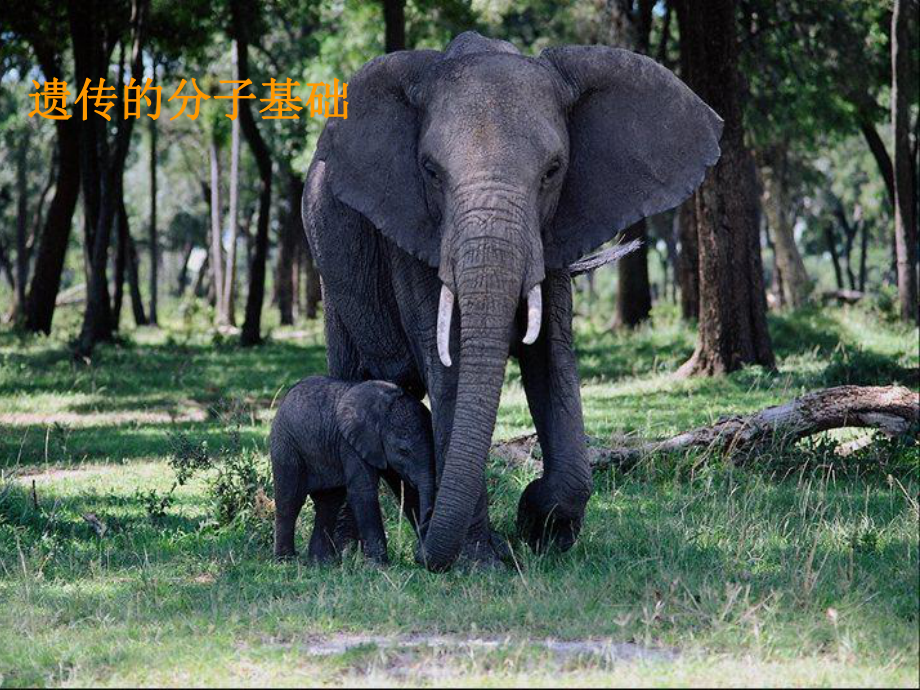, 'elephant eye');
422,159,441,187
541,160,562,187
